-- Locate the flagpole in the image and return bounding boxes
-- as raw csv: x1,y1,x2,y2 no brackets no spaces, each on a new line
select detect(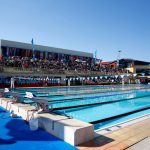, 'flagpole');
31,38,35,59
117,50,121,67
94,50,97,64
